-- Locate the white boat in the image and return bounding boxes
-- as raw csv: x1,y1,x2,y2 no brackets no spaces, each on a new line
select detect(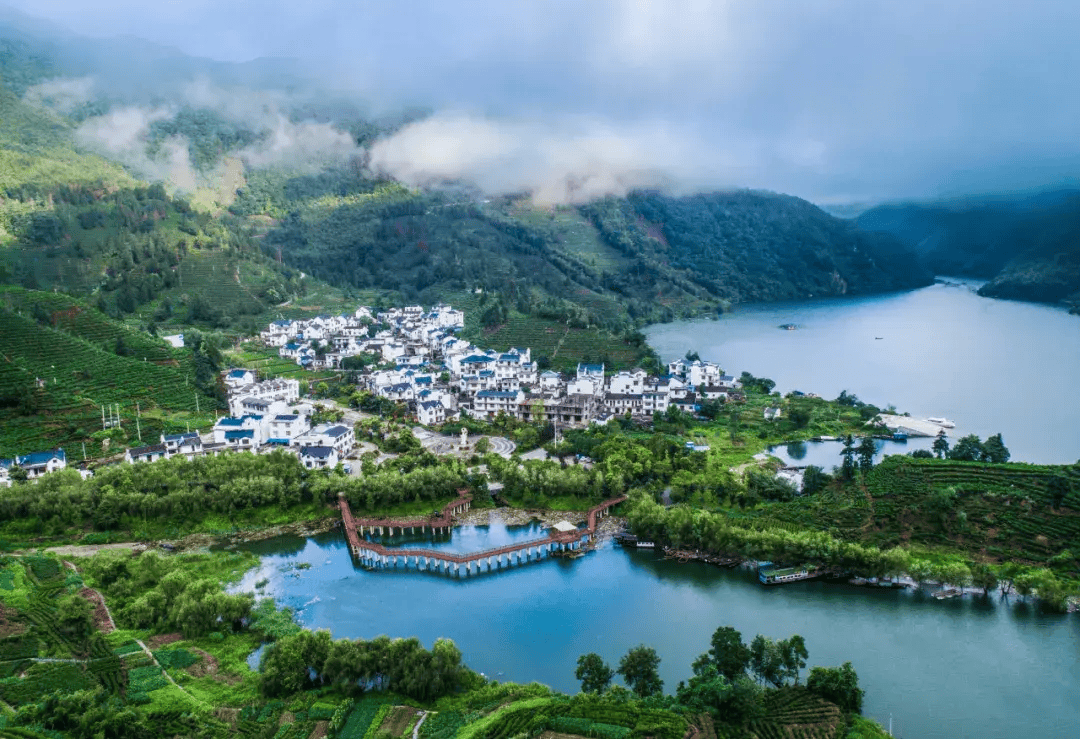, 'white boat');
926,417,955,428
